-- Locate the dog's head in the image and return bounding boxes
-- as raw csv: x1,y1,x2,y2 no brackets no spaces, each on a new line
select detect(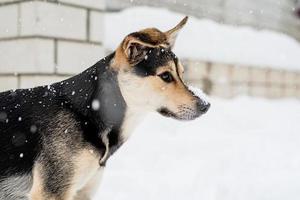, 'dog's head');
111,17,210,120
